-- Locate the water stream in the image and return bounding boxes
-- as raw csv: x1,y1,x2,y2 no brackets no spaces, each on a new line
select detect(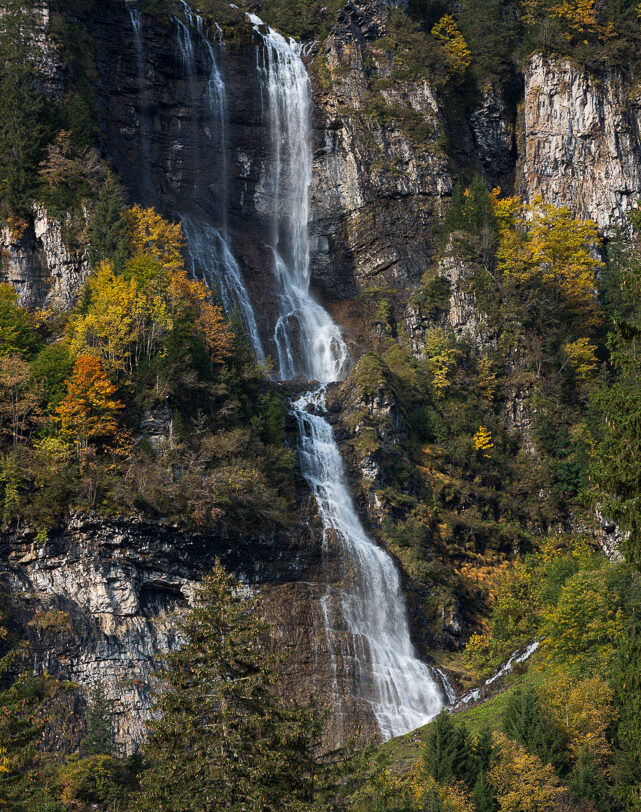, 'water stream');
128,6,152,202
251,15,444,740
130,3,444,742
